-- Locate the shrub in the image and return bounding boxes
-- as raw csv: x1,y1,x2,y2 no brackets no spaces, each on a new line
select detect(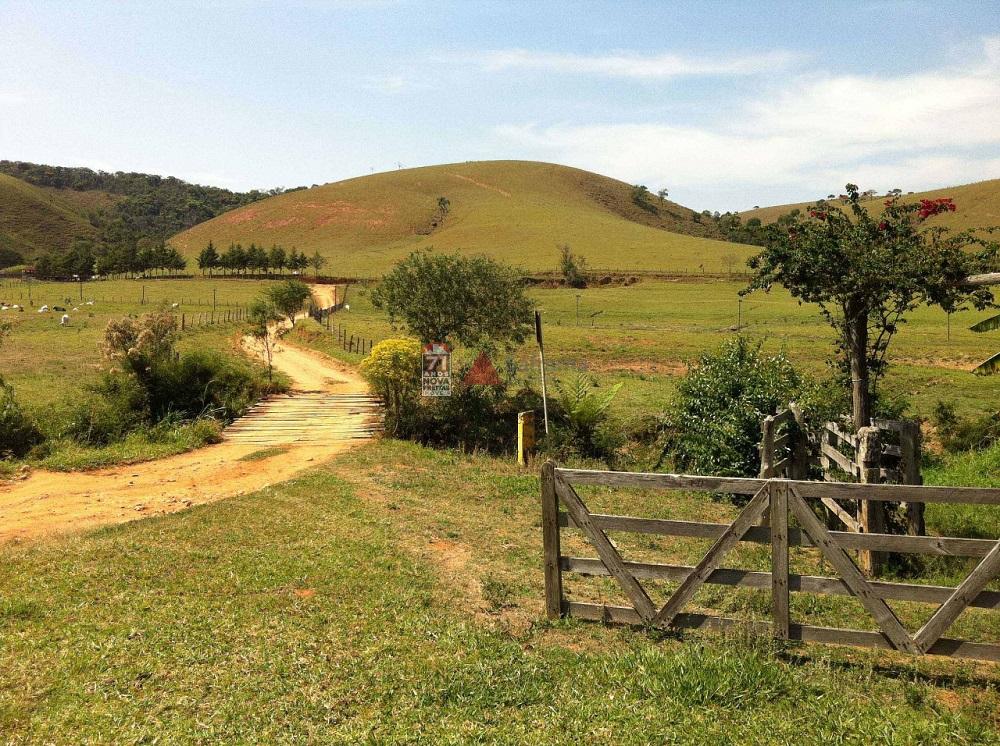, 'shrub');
63,373,150,445
0,378,43,457
551,373,622,460
662,337,803,477
361,339,422,435
932,400,1000,452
